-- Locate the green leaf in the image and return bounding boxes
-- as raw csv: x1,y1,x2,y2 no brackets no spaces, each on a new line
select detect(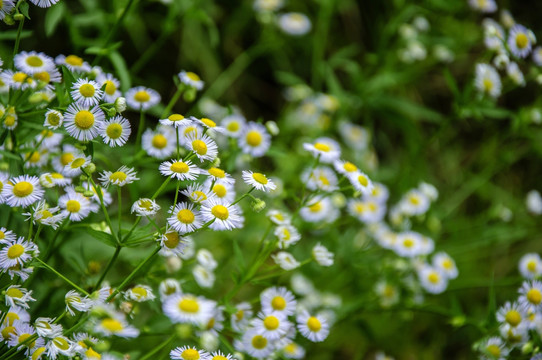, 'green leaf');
0,150,22,162
0,30,32,40
44,2,65,37
61,66,76,90
87,228,117,248
19,2,30,19
109,51,131,92
232,238,246,273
